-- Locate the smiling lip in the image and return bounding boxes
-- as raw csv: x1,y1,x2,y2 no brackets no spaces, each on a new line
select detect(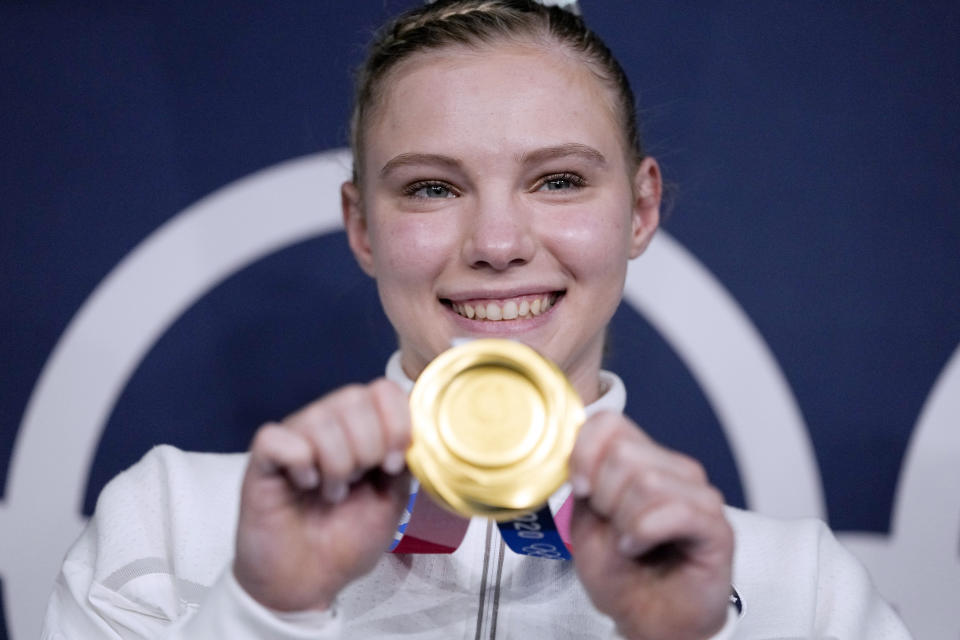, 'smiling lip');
441,291,563,322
